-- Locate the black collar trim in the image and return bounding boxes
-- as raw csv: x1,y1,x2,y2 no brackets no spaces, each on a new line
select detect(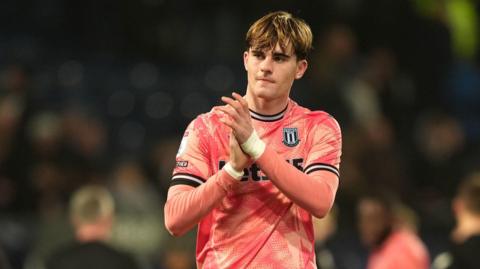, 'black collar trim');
249,104,288,122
